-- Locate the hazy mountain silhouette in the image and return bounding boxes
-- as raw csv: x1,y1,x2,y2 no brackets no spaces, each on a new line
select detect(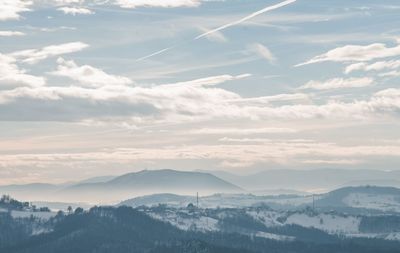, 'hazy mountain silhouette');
204,169,400,191
60,169,243,203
